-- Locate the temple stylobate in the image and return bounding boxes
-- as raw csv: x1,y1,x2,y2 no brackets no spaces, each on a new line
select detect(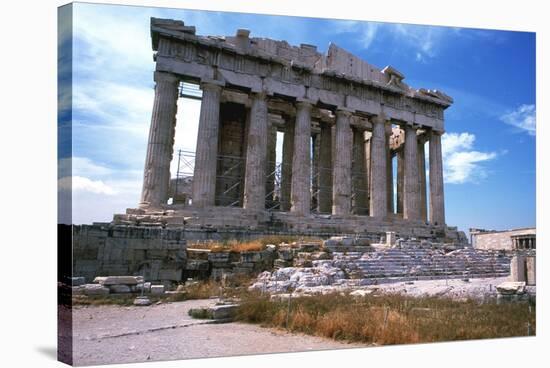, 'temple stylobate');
117,17,462,241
